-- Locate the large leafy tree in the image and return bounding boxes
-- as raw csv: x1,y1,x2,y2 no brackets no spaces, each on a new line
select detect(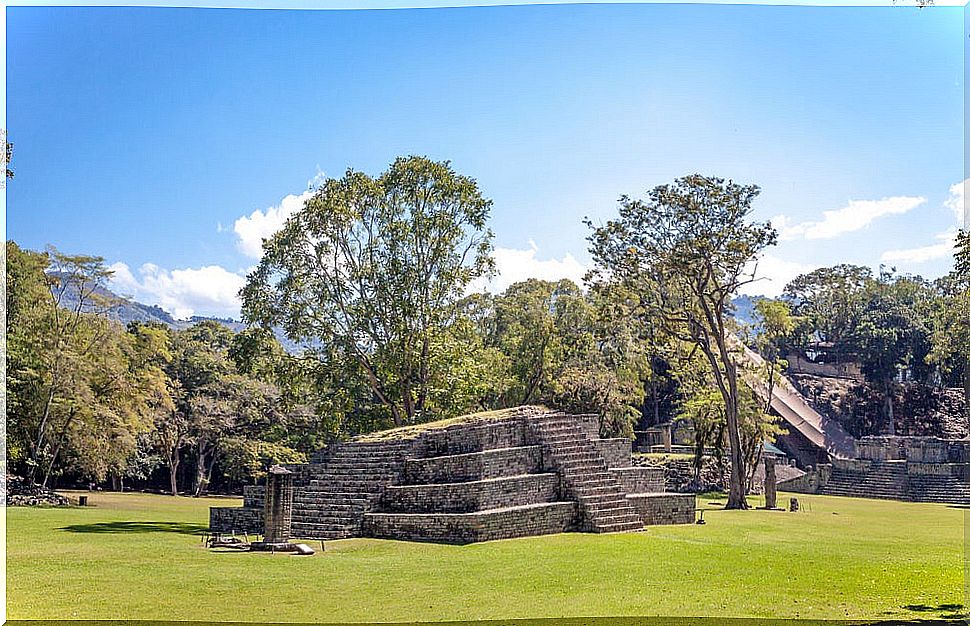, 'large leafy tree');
6,243,172,486
243,156,494,427
929,232,970,423
782,264,872,353
587,174,777,509
852,271,934,435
